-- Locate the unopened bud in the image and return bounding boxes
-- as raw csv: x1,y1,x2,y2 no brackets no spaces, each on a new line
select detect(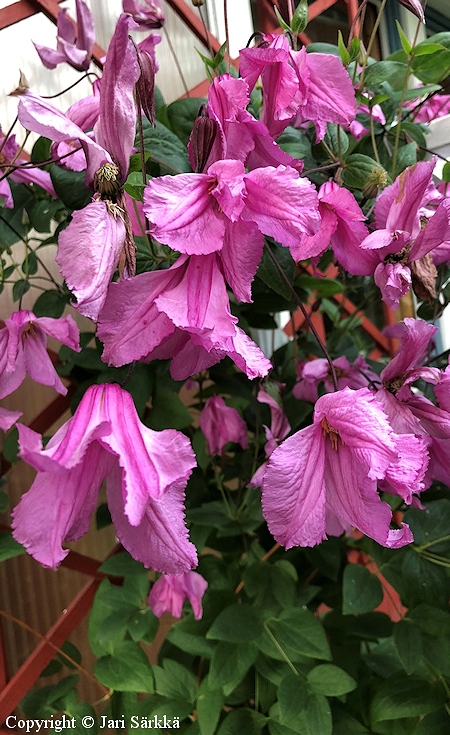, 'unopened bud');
93,163,121,197
136,48,156,126
191,0,205,6
362,165,388,199
188,114,219,173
